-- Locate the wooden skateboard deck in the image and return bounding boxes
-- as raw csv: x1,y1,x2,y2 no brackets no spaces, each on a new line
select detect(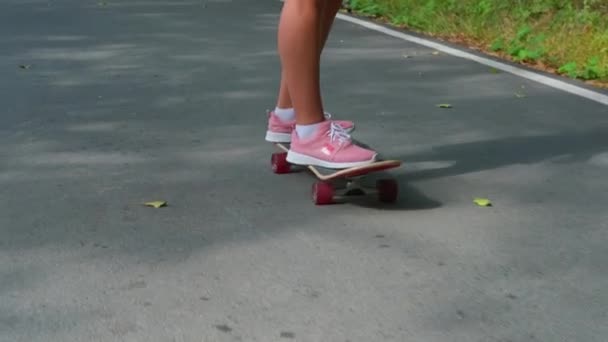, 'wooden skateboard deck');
275,142,401,180
271,142,402,205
